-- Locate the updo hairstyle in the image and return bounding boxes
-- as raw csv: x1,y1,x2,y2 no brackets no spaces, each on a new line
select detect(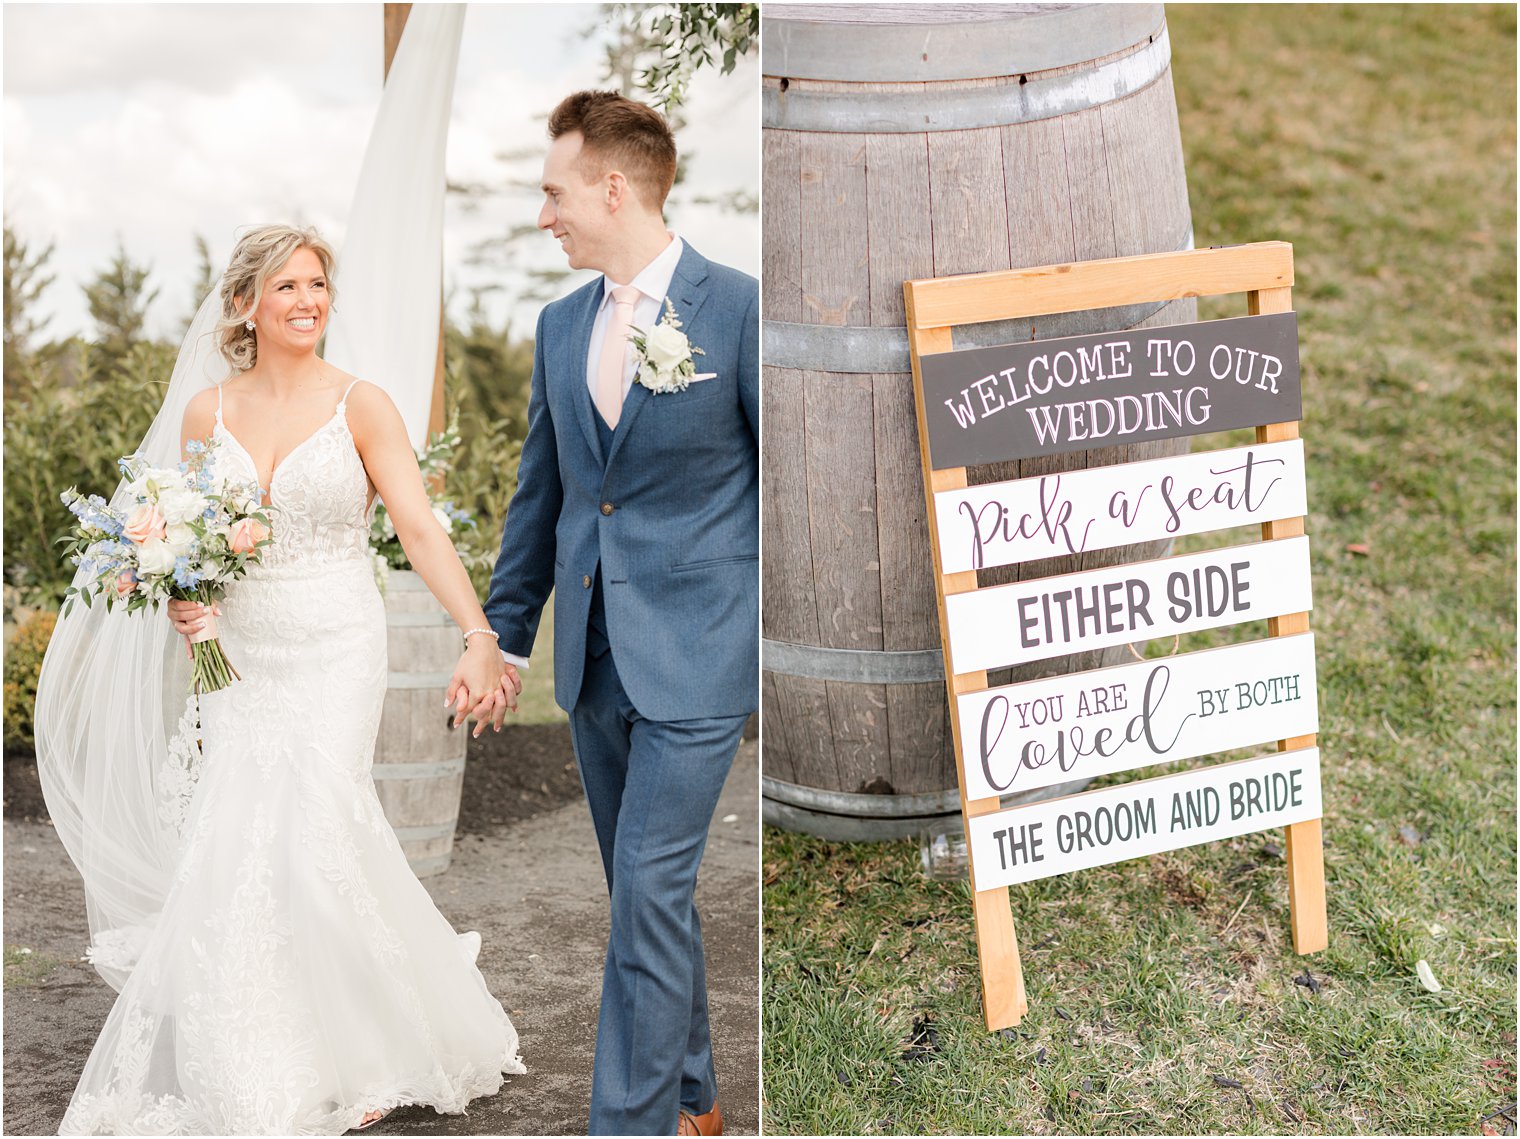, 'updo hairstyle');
215,224,338,372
